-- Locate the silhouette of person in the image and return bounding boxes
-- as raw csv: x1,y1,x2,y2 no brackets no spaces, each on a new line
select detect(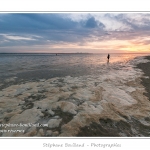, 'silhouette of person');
107,54,110,63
